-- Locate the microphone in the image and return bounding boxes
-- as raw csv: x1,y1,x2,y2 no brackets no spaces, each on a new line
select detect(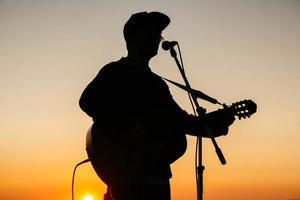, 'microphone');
162,41,178,50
